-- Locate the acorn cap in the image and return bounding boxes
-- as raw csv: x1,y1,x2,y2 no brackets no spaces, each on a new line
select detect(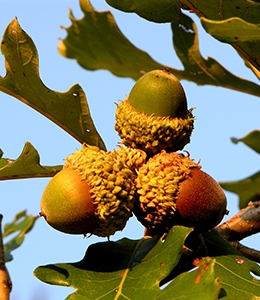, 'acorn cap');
115,100,194,155
134,151,200,233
